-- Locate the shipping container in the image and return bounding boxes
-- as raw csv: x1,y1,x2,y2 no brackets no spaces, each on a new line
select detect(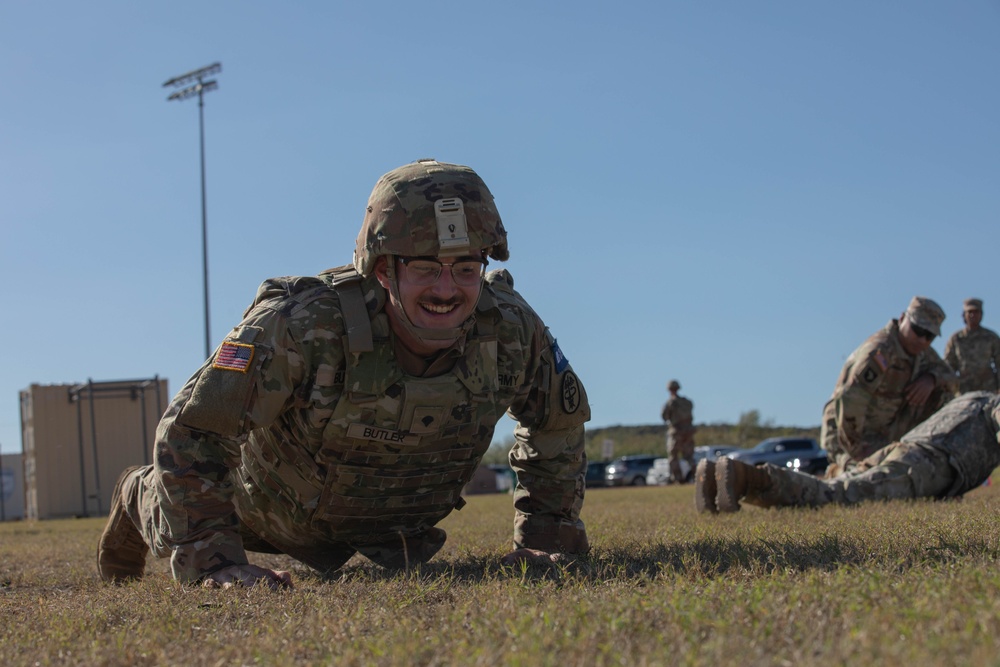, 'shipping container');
20,378,168,519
